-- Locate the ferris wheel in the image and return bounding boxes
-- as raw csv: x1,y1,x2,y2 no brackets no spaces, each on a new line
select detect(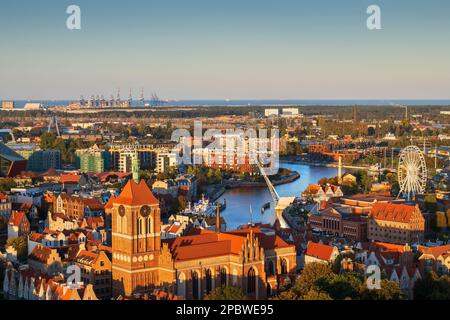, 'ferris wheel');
397,145,428,201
